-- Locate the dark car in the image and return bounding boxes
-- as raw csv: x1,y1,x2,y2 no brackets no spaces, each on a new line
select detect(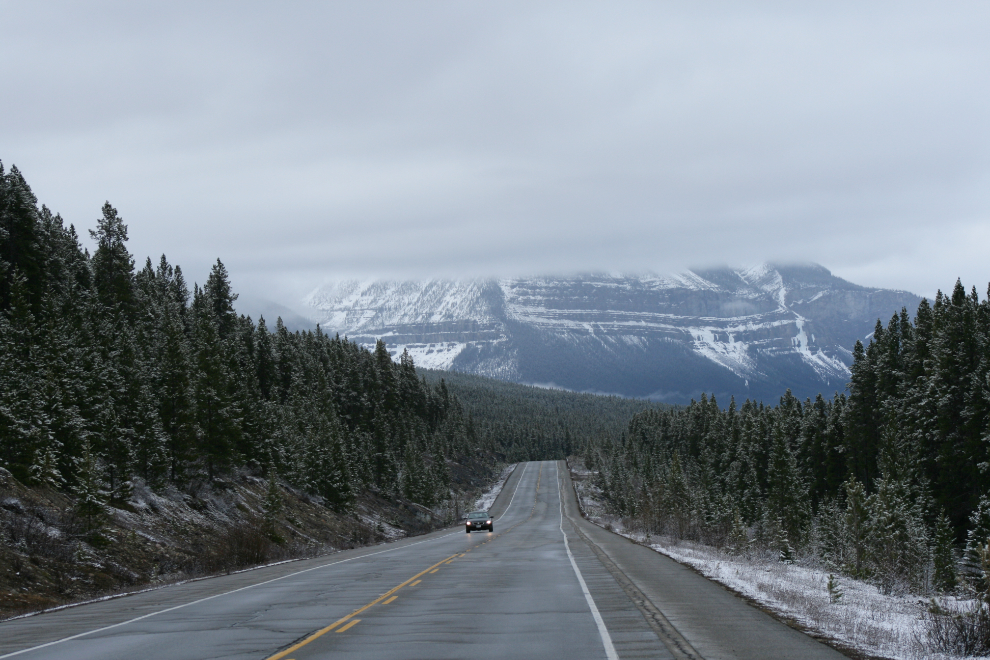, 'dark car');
465,511,493,533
